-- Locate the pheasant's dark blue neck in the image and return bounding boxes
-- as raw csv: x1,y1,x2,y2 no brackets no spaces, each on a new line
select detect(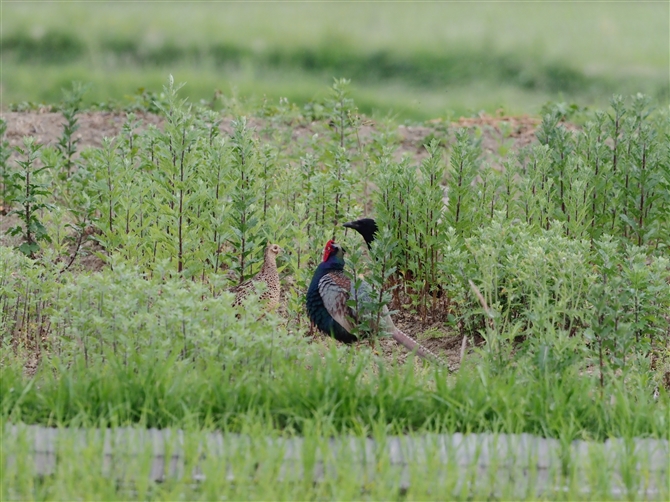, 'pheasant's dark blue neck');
322,253,345,271
307,256,343,293
308,255,342,291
